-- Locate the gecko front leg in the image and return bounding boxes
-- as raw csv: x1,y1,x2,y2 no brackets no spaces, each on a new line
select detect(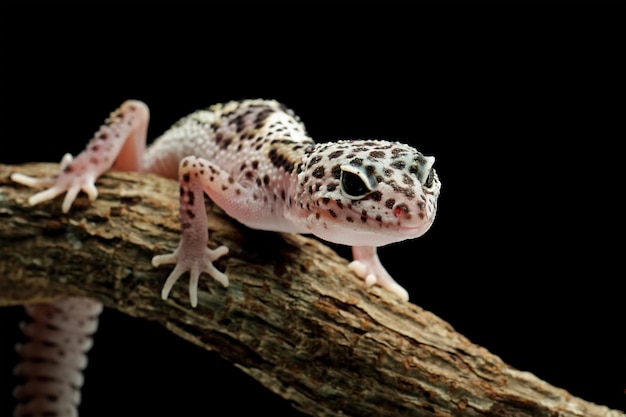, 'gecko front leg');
153,156,247,307
349,246,409,302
